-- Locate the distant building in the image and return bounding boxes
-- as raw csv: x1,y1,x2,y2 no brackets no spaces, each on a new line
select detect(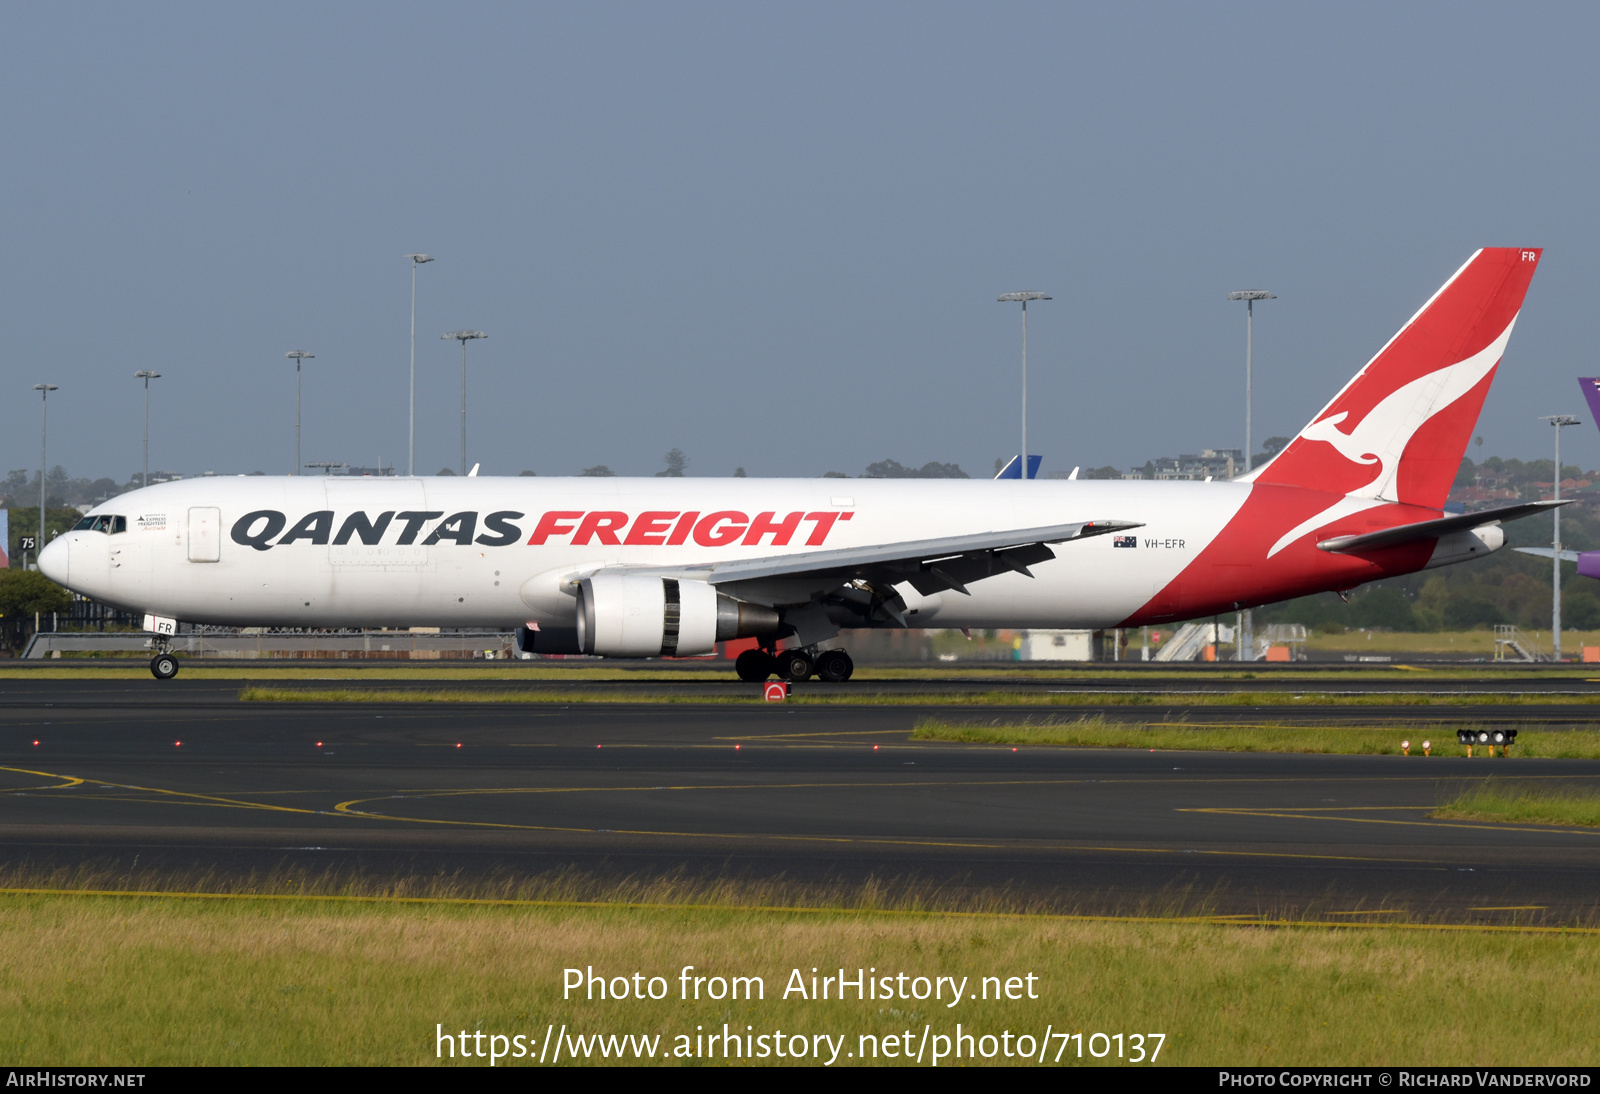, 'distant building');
1124,448,1242,481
